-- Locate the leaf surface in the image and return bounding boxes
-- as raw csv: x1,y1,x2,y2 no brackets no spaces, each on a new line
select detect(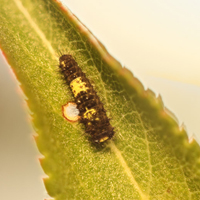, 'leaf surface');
0,0,200,199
